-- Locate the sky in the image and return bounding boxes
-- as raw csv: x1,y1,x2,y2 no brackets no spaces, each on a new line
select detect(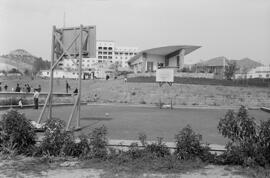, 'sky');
0,0,270,65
